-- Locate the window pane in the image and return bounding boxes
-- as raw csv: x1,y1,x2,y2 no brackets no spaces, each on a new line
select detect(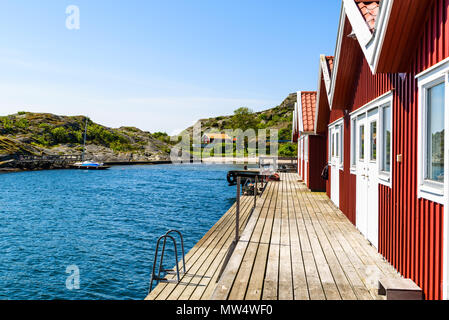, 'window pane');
351,120,356,166
332,133,335,157
340,127,344,166
370,121,377,161
359,125,365,160
426,82,445,182
382,106,391,172
336,132,340,157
